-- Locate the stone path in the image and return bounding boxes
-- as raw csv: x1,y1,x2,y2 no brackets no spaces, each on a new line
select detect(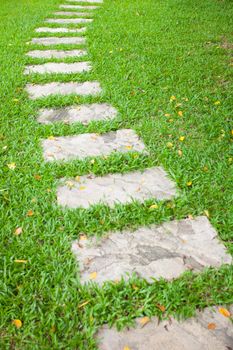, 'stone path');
97,305,233,350
25,0,232,348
